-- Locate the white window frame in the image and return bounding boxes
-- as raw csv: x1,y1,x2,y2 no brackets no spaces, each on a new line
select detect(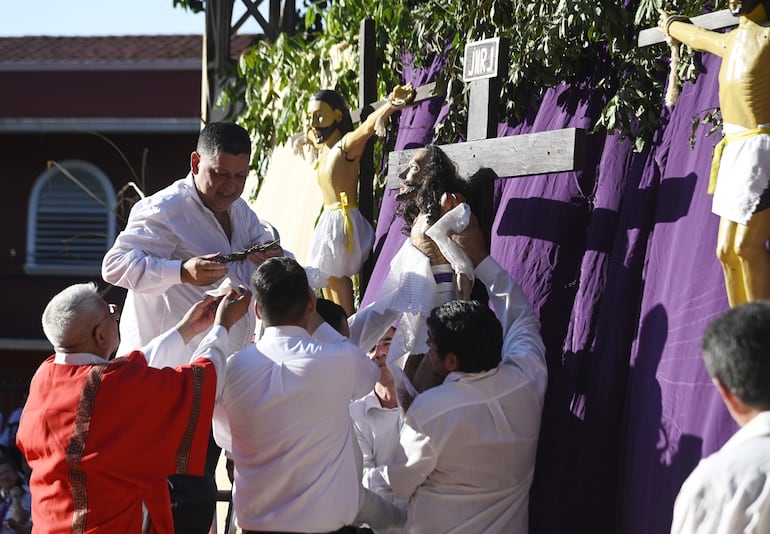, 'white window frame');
25,160,116,276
